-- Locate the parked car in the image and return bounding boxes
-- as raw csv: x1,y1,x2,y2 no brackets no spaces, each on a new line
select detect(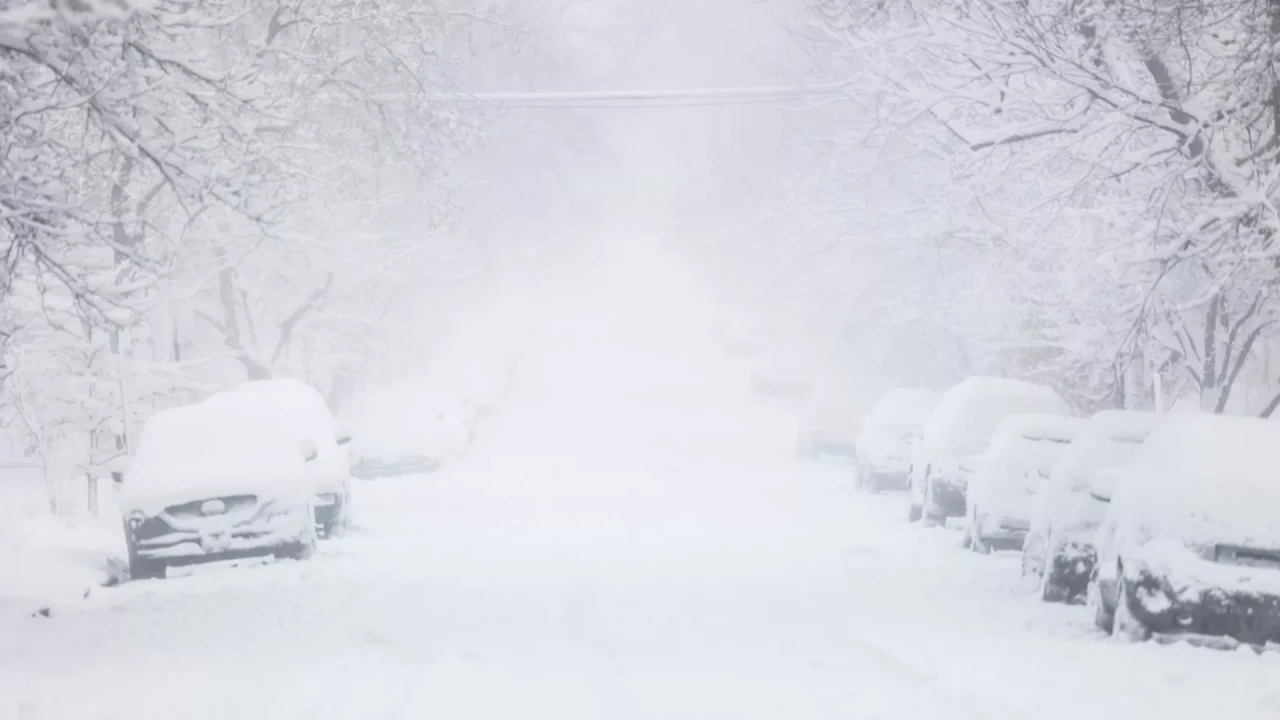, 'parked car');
232,379,353,537
117,395,318,580
855,388,939,493
963,414,1083,554
749,353,814,398
796,399,863,459
348,385,477,478
1088,414,1280,647
1022,410,1156,603
910,377,1070,526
